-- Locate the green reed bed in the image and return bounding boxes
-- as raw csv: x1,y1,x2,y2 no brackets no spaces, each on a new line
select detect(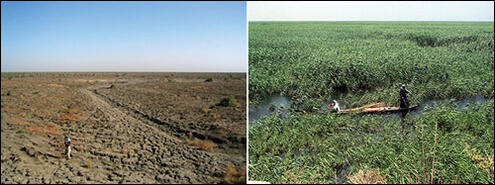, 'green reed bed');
249,22,494,109
249,22,494,184
249,99,494,184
